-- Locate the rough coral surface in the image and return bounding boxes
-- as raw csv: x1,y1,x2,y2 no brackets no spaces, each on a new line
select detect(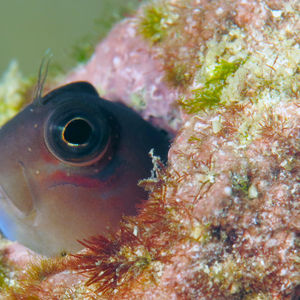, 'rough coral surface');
66,18,181,133
0,0,299,299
